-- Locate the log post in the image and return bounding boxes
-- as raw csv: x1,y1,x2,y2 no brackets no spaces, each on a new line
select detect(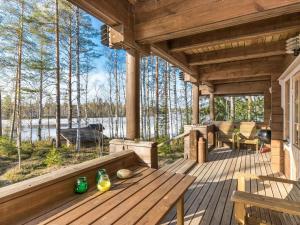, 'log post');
126,49,140,140
192,83,200,125
189,130,199,161
209,93,215,121
198,137,206,163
